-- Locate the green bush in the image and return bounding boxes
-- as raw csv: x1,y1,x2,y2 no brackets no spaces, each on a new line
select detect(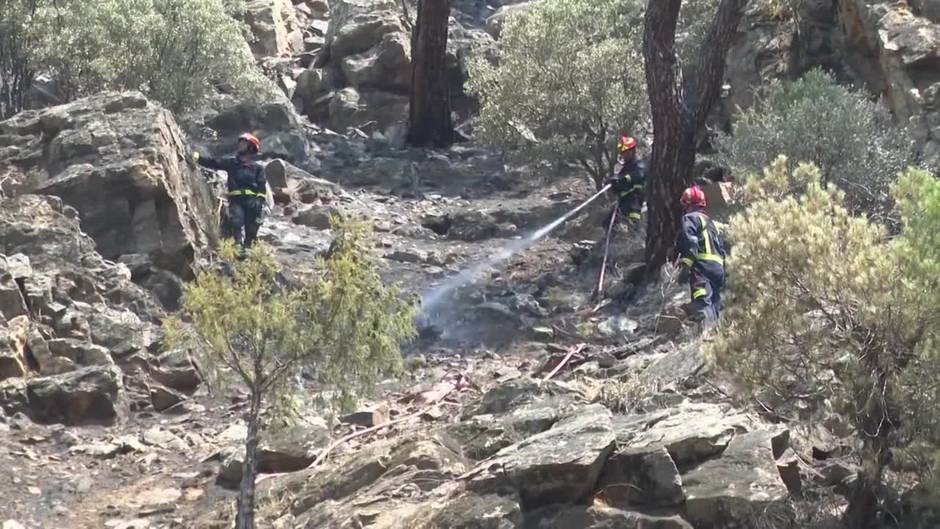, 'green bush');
467,0,649,188
712,157,940,518
715,70,917,222
1,0,272,115
167,220,416,526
